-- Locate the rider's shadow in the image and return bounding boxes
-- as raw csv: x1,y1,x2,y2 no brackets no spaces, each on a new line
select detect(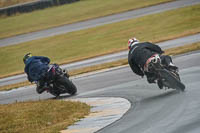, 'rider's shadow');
142,90,181,103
